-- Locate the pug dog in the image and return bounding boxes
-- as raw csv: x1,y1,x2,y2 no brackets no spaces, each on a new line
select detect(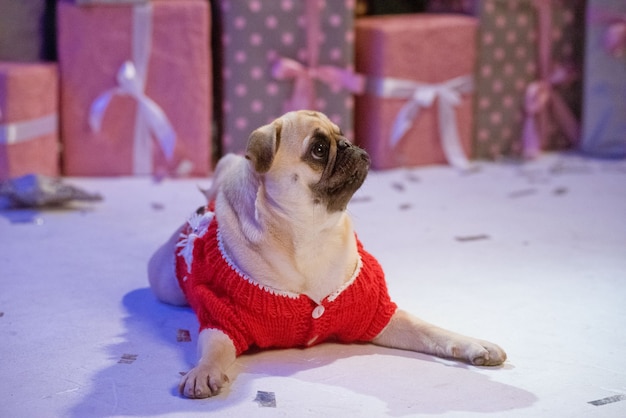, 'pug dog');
148,110,506,399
